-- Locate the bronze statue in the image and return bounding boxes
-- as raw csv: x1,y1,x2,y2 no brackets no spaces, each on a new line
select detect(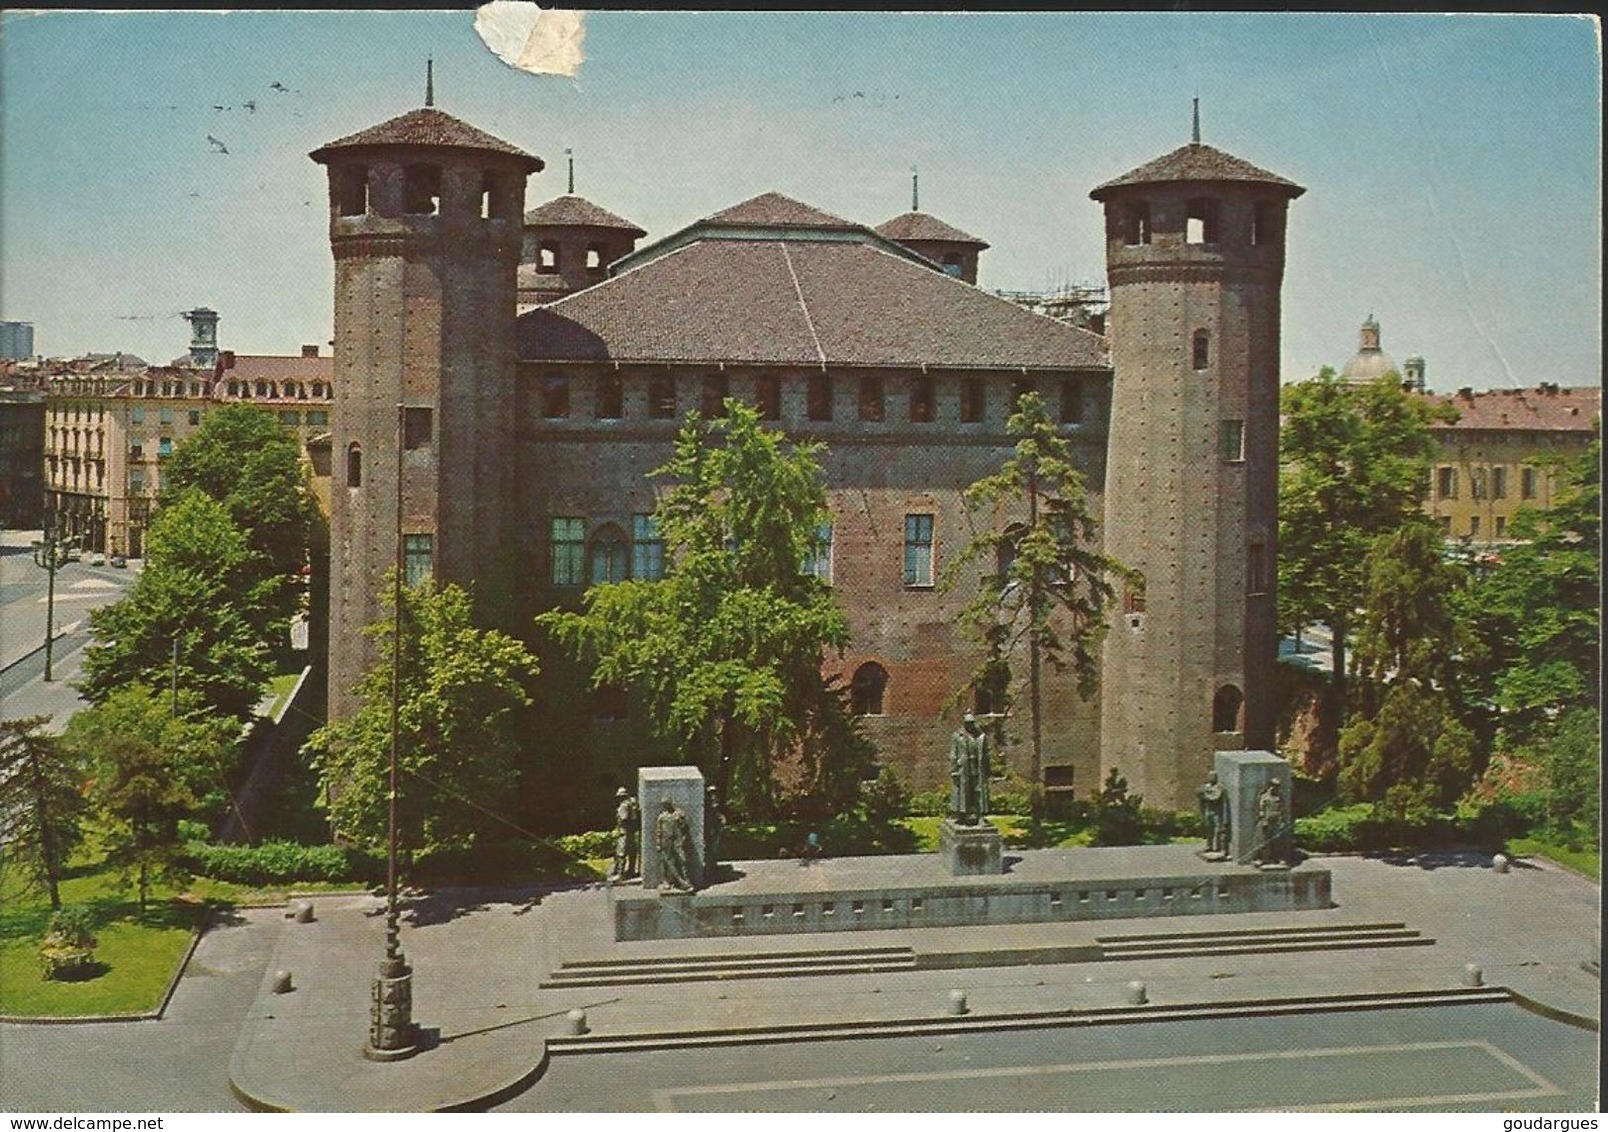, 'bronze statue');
609,787,640,880
1196,771,1229,856
654,798,694,891
948,713,991,825
1253,779,1287,866
704,786,724,869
